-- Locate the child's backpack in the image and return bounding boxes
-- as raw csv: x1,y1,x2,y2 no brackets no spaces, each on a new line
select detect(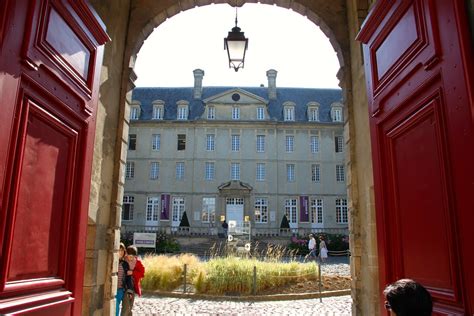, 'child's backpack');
132,258,145,296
